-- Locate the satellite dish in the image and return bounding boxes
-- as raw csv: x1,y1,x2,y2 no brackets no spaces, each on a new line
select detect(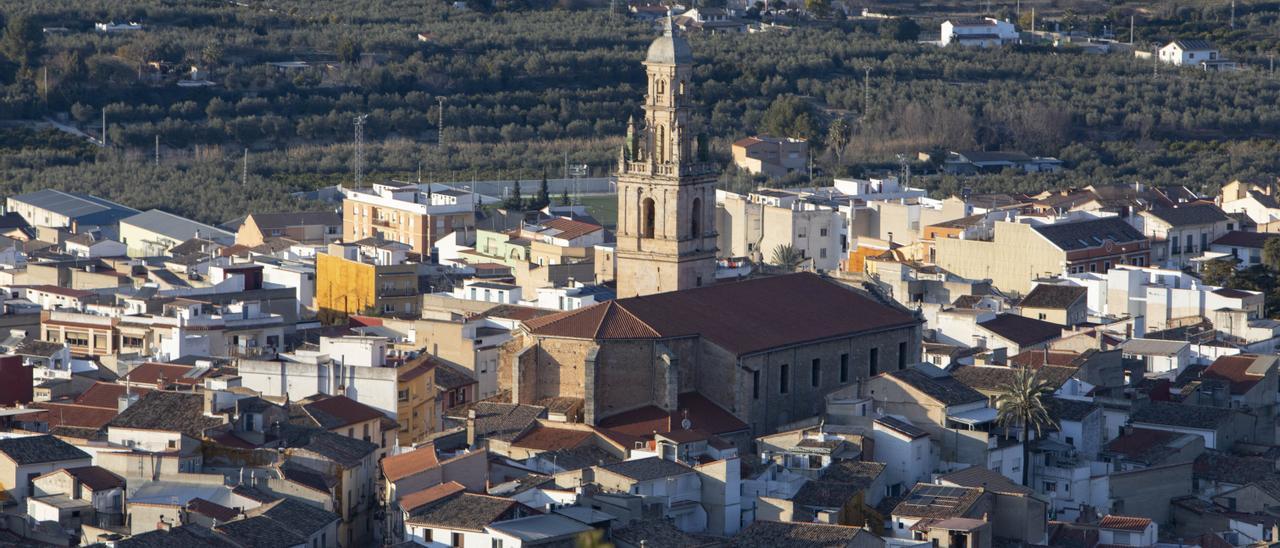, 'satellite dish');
681,418,692,430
